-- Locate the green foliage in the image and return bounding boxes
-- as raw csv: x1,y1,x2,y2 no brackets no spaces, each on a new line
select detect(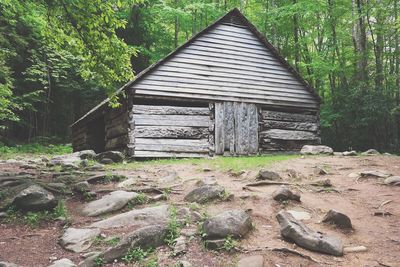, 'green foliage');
0,143,72,158
222,235,237,251
93,256,104,267
122,246,154,263
53,200,68,218
164,206,181,246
